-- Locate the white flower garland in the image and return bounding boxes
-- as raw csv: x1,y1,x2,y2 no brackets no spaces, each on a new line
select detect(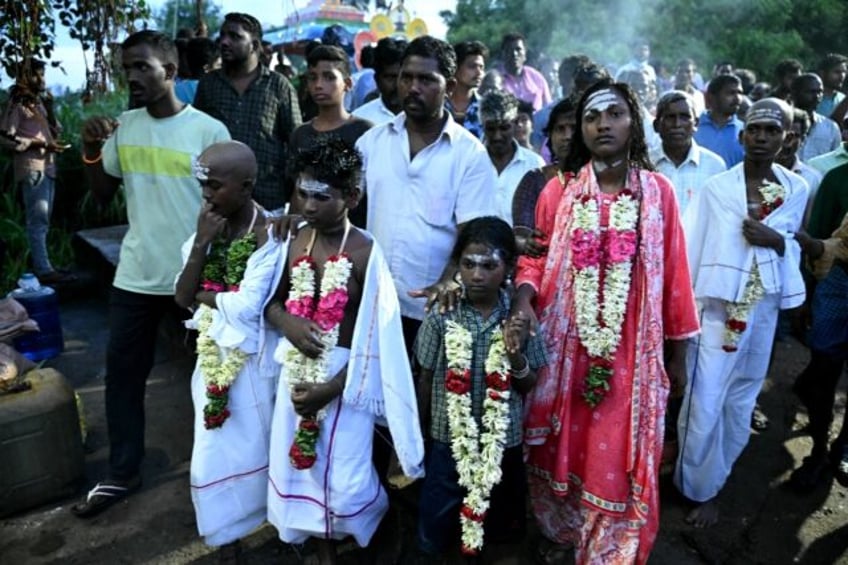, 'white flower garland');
197,305,250,387
283,254,353,421
571,192,639,359
444,320,512,555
